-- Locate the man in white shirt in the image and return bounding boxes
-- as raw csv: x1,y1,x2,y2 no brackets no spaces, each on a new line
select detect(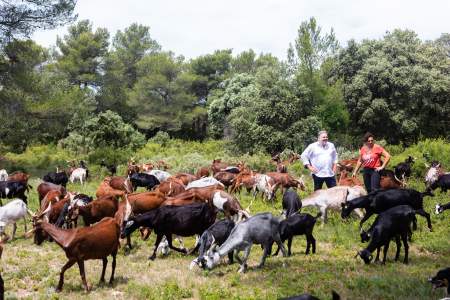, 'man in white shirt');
300,130,338,191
